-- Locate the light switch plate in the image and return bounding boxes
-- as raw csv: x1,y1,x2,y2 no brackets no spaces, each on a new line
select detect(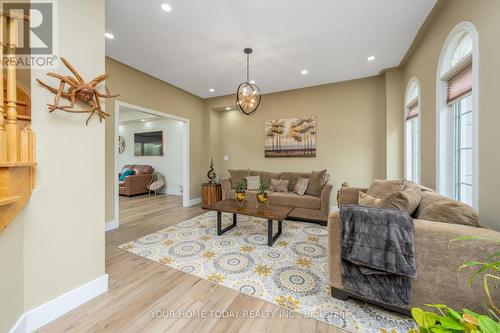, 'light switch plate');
224,155,229,161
